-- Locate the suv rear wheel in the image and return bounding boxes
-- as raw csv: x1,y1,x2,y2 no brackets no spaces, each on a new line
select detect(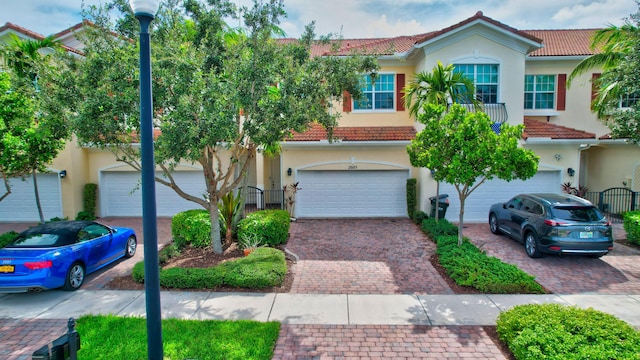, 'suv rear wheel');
525,232,542,258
